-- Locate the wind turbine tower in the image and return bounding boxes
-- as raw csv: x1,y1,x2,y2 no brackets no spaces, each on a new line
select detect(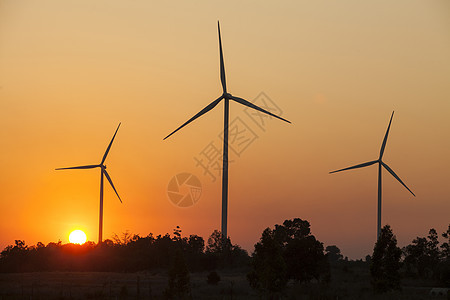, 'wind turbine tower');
330,112,415,239
56,123,123,244
164,22,291,239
